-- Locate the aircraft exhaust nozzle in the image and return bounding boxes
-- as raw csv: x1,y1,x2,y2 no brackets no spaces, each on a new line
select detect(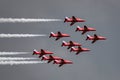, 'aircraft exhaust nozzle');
86,37,89,40
64,19,66,23
75,27,79,32
49,35,51,38
70,47,75,52
64,17,68,23
53,61,56,64
49,32,54,38
41,57,44,61
33,51,35,55
86,34,90,40
32,52,35,55
76,26,82,32
70,48,73,52
61,43,64,47
61,41,66,46
33,49,36,55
